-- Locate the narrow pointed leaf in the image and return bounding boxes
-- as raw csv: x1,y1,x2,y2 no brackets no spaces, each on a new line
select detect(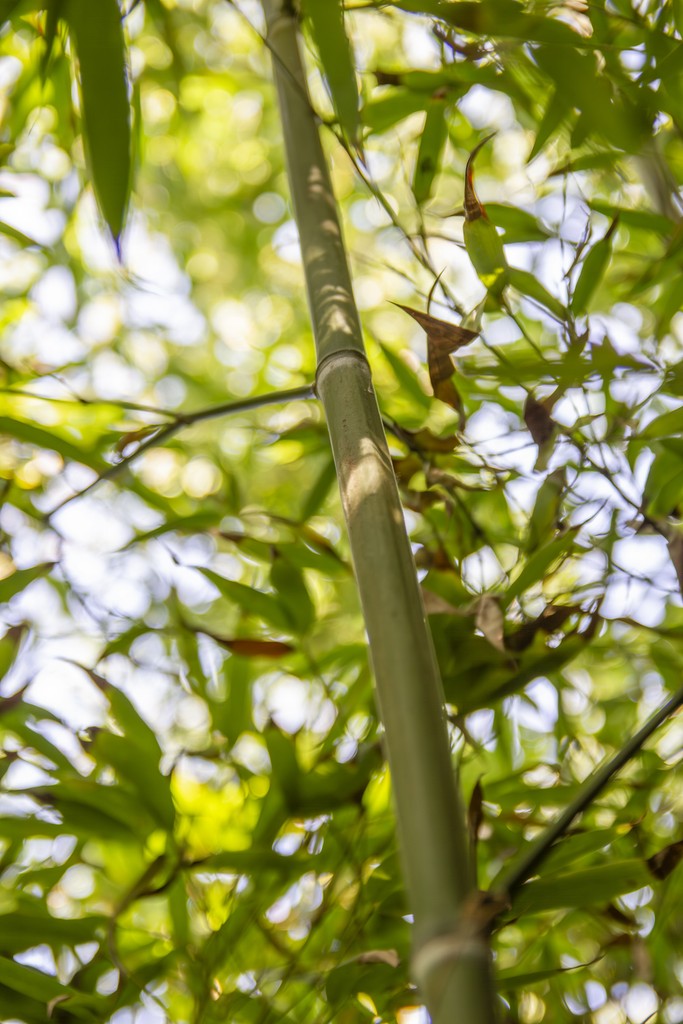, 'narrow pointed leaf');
413,98,448,205
571,218,618,314
508,267,566,319
65,0,131,246
0,563,54,604
512,860,651,914
201,569,291,632
301,0,360,149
